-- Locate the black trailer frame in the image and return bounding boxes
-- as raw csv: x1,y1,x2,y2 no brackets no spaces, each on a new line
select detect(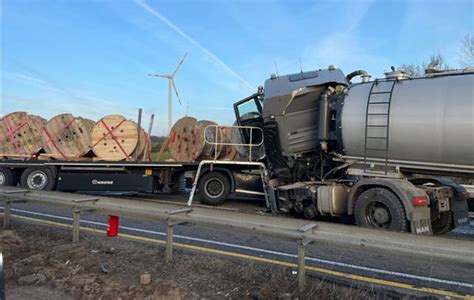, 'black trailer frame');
0,159,265,200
